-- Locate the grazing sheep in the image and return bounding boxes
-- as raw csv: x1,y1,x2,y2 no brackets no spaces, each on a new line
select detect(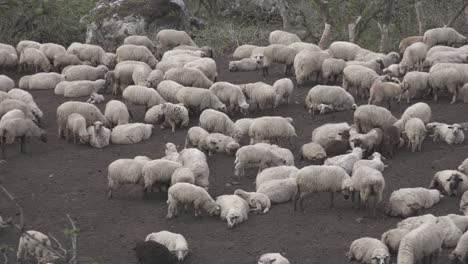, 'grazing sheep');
234,143,287,179
400,72,430,103
299,142,327,163
429,66,464,103
353,152,386,172
447,214,468,232
0,75,14,92
404,118,426,152
234,189,271,214
209,82,249,115
164,67,213,88
20,72,64,90
184,57,217,82
65,113,90,144
328,41,362,61
294,165,352,210
155,29,197,57
53,53,83,72
110,123,153,144
166,182,220,218
347,237,390,264
387,188,442,217
273,78,294,105
0,109,25,125
134,240,177,264
294,50,330,86
342,65,380,98
429,122,465,145
324,147,363,174
381,228,411,253
398,42,428,73
0,44,18,71
350,128,384,157
350,166,386,216
16,230,58,264
62,79,106,98
124,35,156,53
16,40,41,54
163,142,180,162
0,118,47,158
423,27,467,48
107,156,151,198
63,65,108,81
354,105,397,133
0,99,37,122
146,69,164,88
240,82,278,112
184,126,209,149
175,86,226,114
258,253,290,264
262,44,297,76
321,58,346,84
104,100,131,128
19,48,51,72
305,85,356,114
233,44,258,59
142,159,182,192
311,122,351,148
449,229,468,263
156,80,184,103
394,102,432,133
178,148,210,189
203,133,240,156
368,78,403,109
39,43,66,64
158,103,189,132
67,43,111,67
145,231,188,262
399,36,423,55
87,121,110,148
382,64,400,78
170,167,195,186
228,58,261,72
122,85,166,109
216,194,249,228
257,177,297,204
56,101,107,138
269,30,301,45
116,44,158,68
429,170,468,197
381,125,400,159
199,109,242,141
346,59,384,75
107,61,152,95
255,165,299,190
248,116,296,146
